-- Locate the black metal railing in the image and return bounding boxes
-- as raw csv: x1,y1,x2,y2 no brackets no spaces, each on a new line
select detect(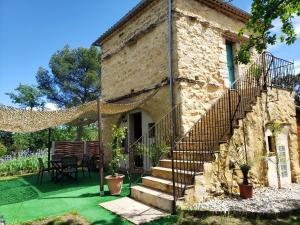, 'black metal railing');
266,54,297,89
128,104,182,189
171,52,296,200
